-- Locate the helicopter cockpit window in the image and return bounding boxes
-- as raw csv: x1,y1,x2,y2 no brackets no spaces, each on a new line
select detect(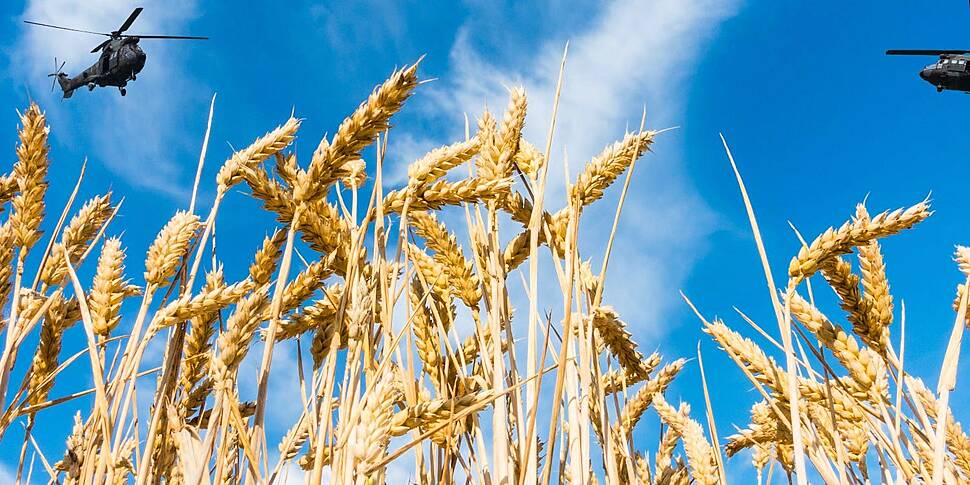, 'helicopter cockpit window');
944,59,969,71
